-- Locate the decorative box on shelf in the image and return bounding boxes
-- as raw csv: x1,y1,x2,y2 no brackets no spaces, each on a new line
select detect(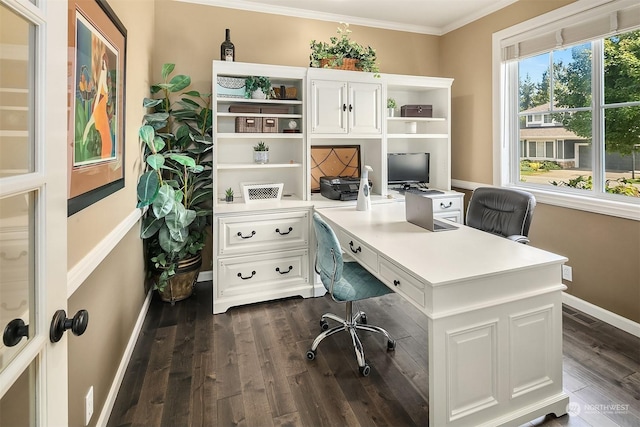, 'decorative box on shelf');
262,117,278,133
241,182,284,203
216,76,246,98
229,104,260,114
235,117,262,133
401,104,433,118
